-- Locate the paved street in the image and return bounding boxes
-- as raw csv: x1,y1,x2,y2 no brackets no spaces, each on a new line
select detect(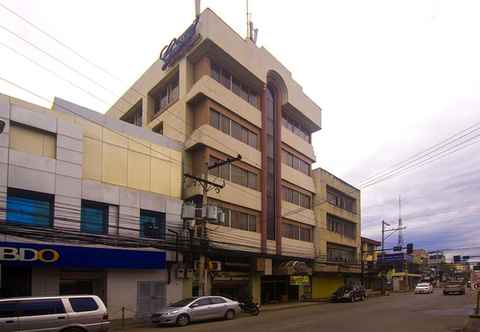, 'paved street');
119,291,476,332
